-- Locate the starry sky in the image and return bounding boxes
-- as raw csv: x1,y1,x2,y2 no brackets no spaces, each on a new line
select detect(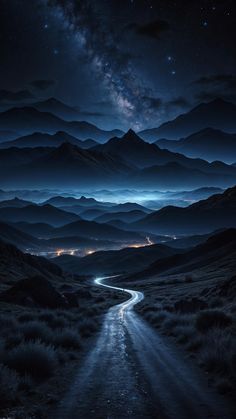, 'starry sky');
0,0,235,130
